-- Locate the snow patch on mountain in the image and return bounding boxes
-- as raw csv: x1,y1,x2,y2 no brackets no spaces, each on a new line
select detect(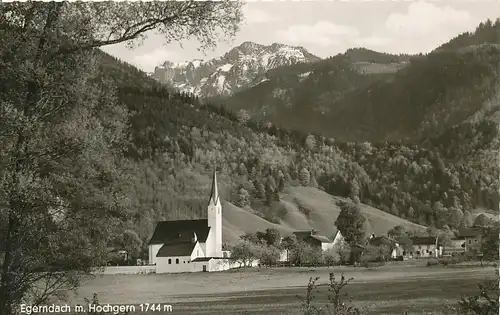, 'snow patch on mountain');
298,71,312,82
217,64,232,72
